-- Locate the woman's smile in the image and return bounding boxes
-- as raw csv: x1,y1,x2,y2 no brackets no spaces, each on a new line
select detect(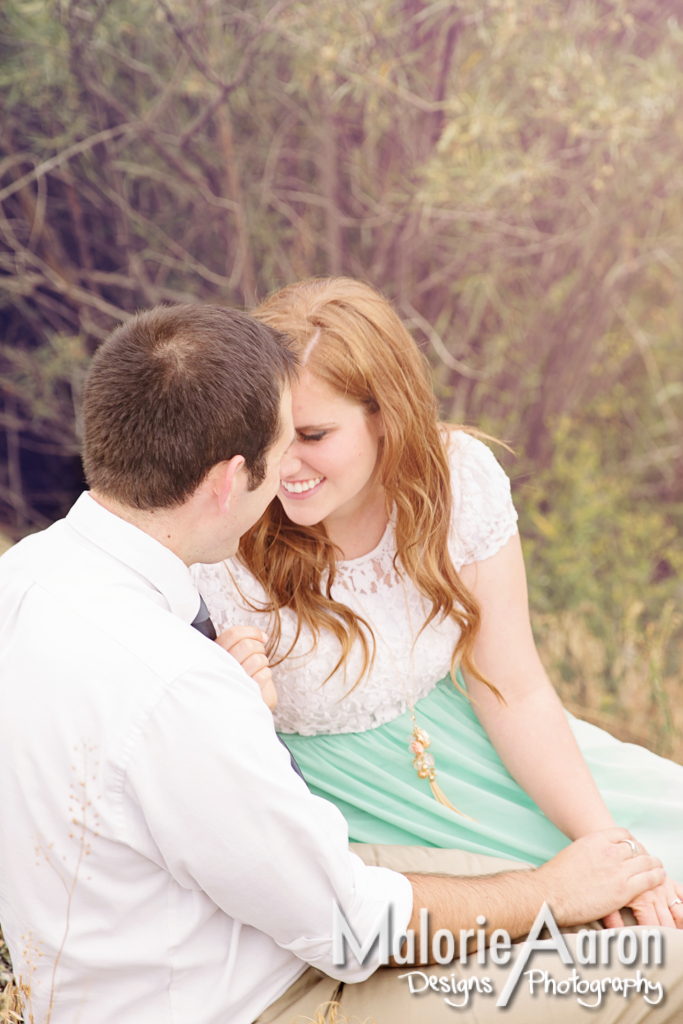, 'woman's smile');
281,475,325,497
